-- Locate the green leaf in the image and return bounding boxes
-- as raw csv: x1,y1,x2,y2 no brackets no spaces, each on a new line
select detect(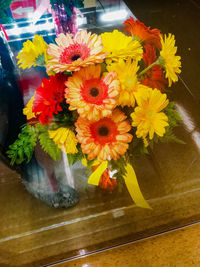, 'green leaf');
39,131,61,161
164,102,182,128
6,125,38,165
160,127,185,145
110,156,127,186
67,145,83,165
